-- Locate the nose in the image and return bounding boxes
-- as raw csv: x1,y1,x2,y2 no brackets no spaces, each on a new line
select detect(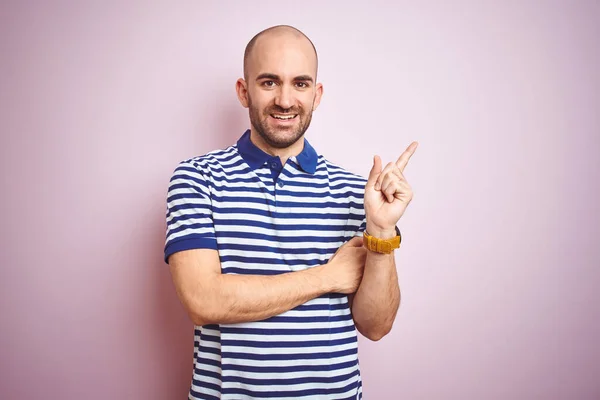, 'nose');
274,85,293,110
